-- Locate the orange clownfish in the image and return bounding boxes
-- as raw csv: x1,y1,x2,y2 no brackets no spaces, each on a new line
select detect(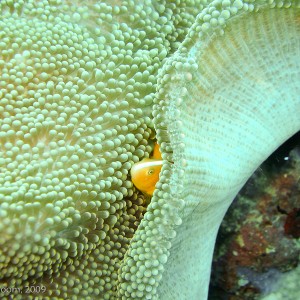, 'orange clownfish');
130,143,163,196
152,142,162,160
